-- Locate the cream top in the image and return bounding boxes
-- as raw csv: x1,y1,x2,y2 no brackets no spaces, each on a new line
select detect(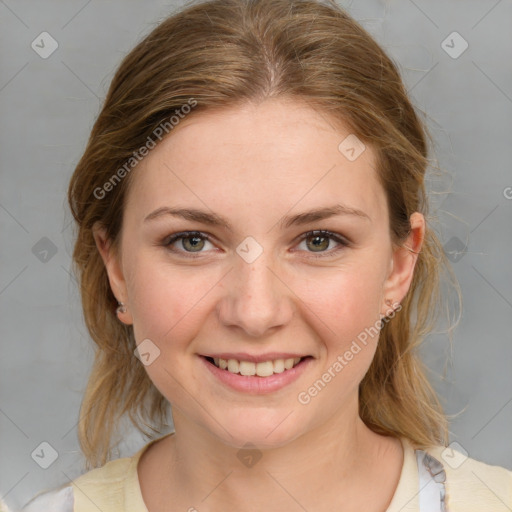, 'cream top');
20,434,512,511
